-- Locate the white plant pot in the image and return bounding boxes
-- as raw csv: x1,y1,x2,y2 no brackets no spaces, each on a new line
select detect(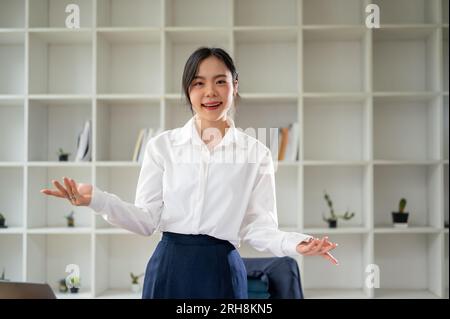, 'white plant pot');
131,283,140,293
